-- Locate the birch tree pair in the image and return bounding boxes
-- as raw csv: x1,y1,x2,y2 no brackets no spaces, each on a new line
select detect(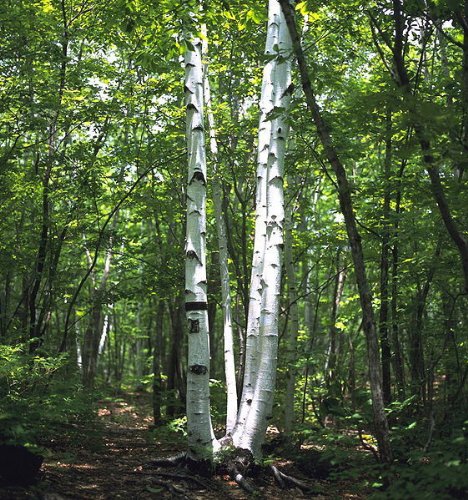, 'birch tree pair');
183,0,292,462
